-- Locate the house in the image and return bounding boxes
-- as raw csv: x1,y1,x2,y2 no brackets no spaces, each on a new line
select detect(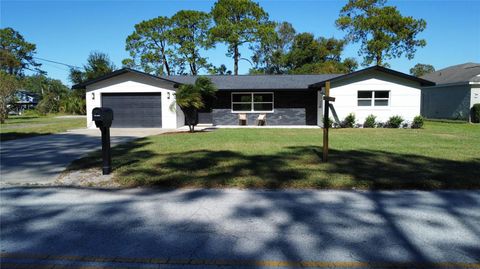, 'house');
73,66,434,129
421,63,480,121
10,90,40,114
